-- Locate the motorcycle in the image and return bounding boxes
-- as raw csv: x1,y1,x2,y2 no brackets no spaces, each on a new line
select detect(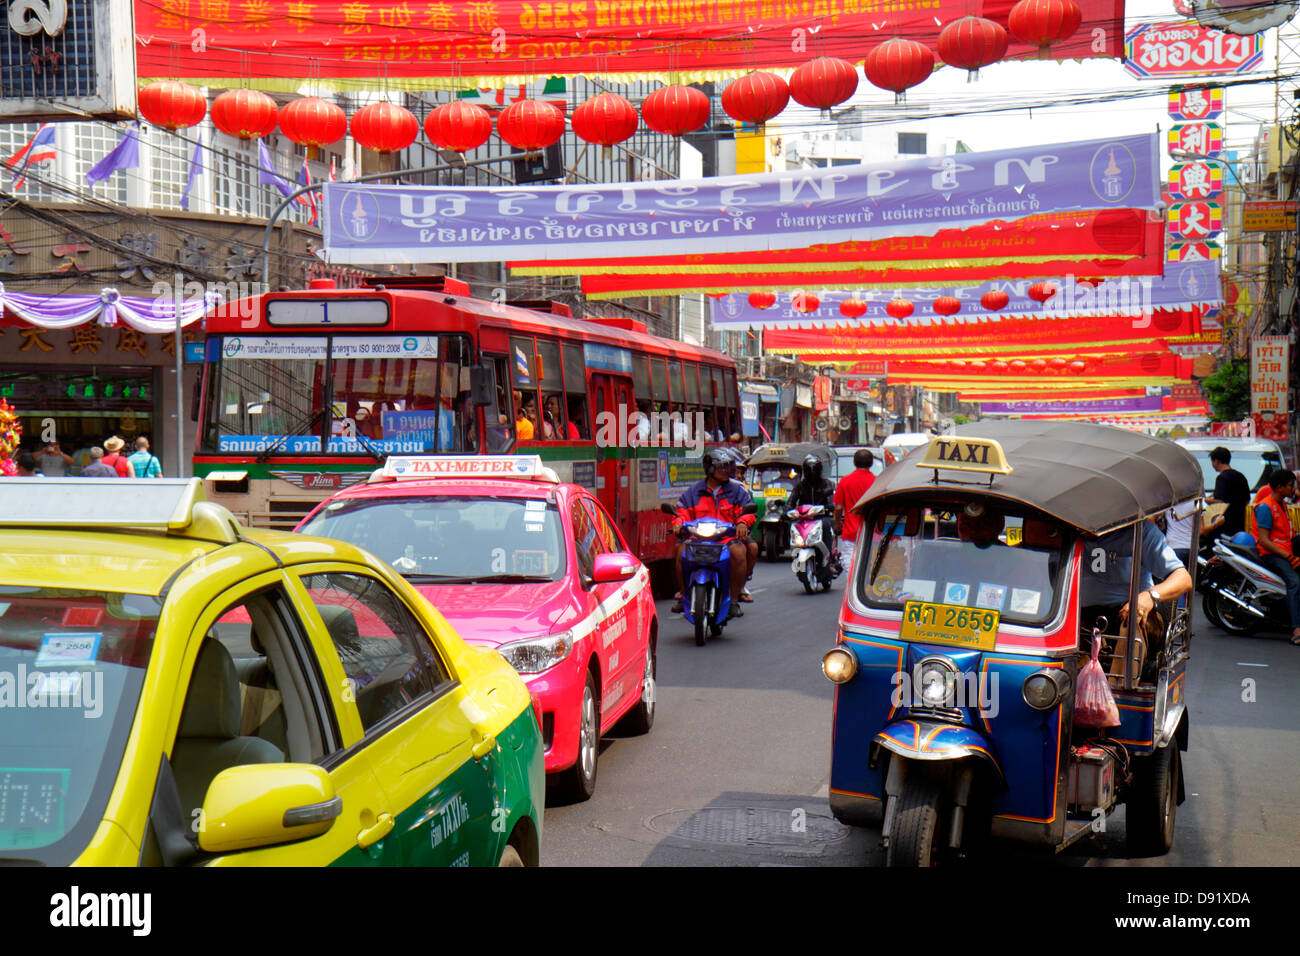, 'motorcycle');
662,502,757,646
746,442,835,561
788,503,842,594
1201,534,1291,634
